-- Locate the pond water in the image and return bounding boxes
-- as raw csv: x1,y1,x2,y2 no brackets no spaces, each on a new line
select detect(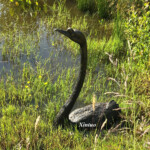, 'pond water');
0,1,79,77
0,0,112,78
